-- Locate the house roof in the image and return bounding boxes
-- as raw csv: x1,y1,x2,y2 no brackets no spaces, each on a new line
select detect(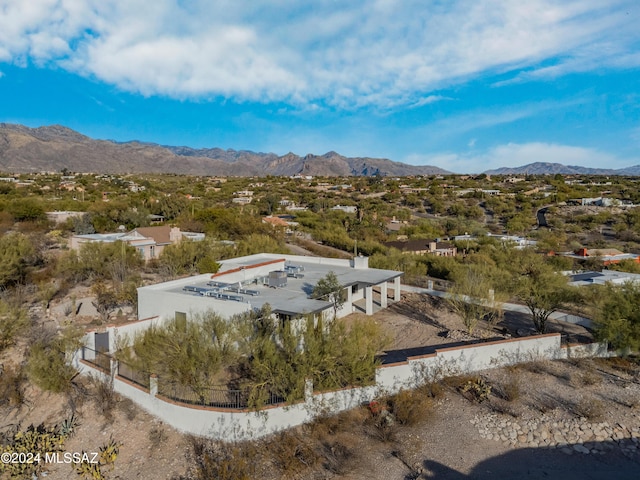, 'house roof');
131,226,173,245
262,216,289,227
584,248,624,257
141,253,403,317
384,239,454,252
